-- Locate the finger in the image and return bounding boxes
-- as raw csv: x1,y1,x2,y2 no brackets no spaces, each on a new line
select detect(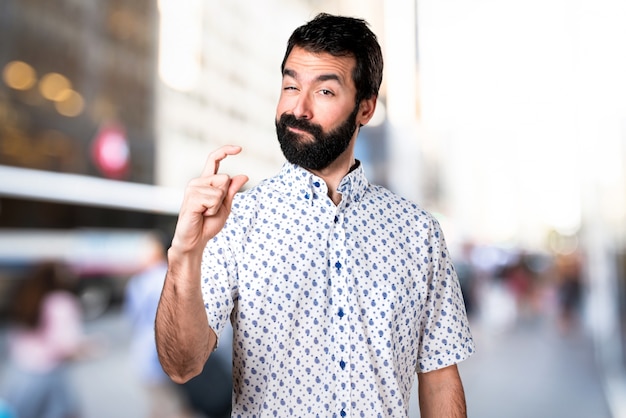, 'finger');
200,145,243,177
185,174,229,201
206,173,231,189
223,175,249,211
196,174,247,217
